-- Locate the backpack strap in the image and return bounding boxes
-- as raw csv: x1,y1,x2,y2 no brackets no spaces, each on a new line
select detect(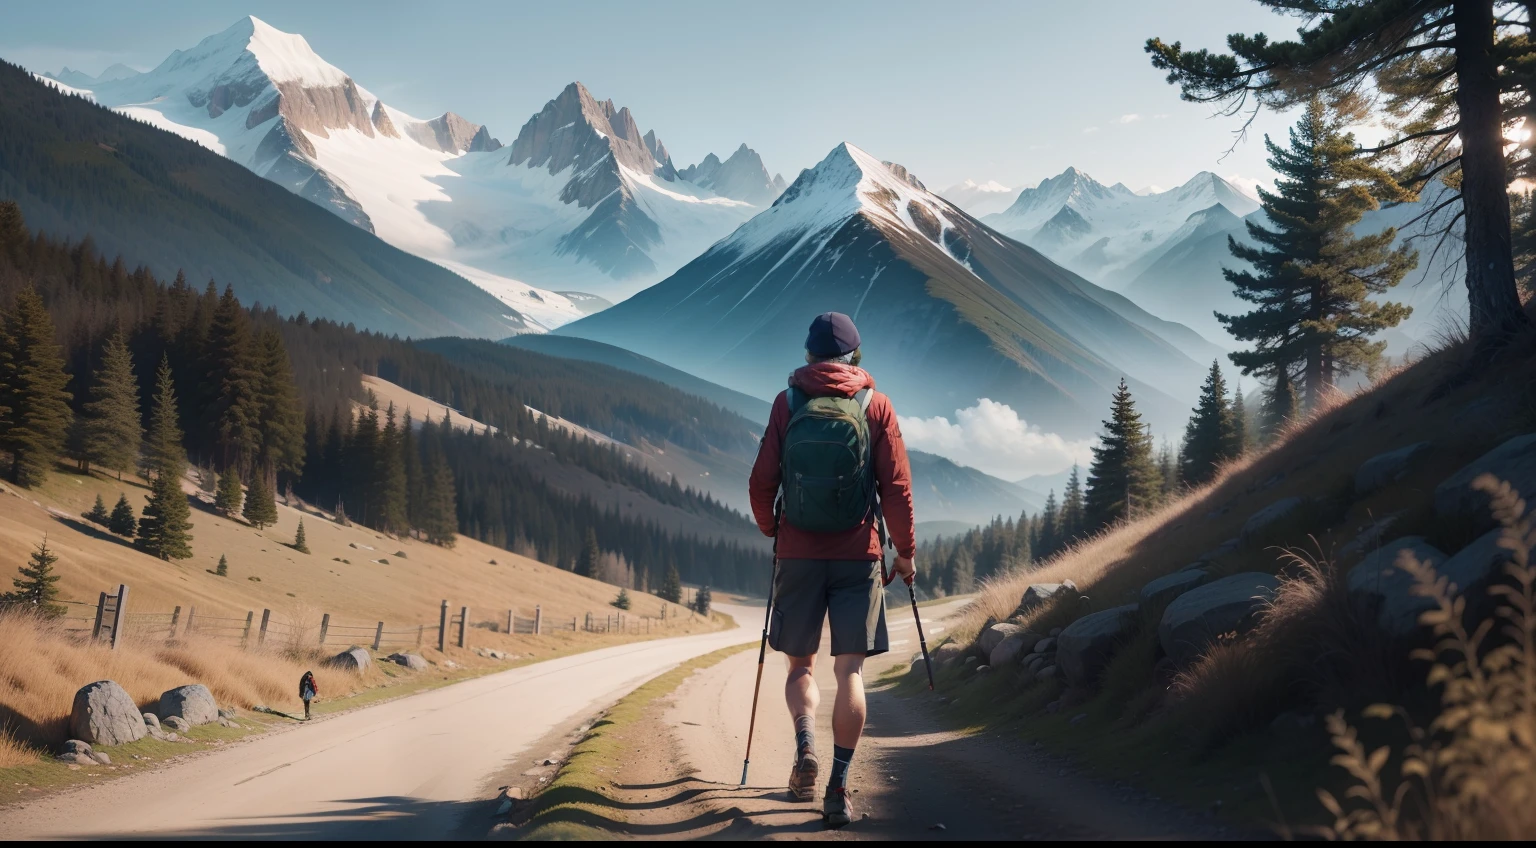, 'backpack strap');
853,388,873,414
786,386,807,414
